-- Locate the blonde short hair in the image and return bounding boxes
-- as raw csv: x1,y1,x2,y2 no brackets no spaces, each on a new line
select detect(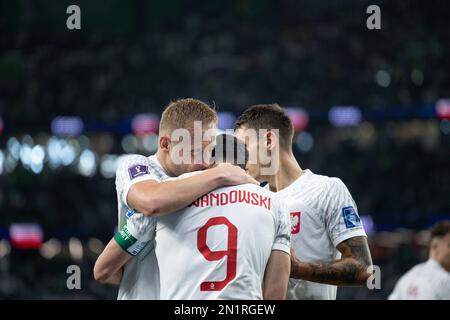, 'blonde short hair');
159,98,217,134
